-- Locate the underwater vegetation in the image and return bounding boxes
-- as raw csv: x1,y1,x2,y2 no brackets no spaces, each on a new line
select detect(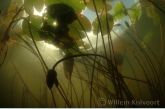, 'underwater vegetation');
0,0,165,107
